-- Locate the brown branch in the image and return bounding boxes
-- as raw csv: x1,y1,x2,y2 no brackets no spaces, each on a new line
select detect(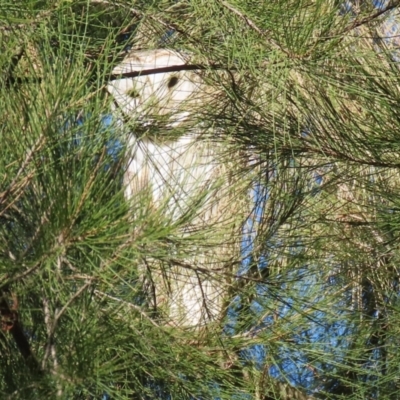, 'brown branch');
42,293,66,400
342,0,400,34
109,63,238,81
0,292,42,375
221,1,266,37
220,1,283,54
